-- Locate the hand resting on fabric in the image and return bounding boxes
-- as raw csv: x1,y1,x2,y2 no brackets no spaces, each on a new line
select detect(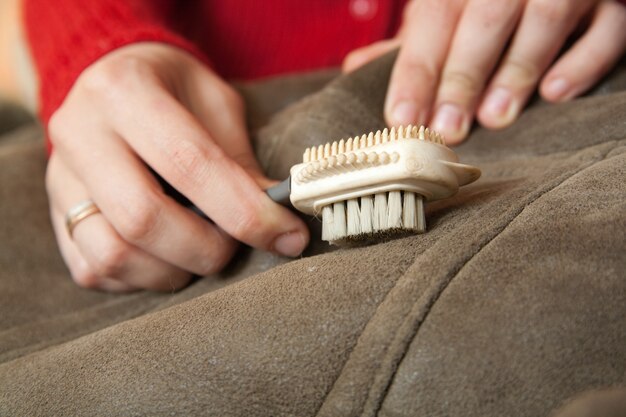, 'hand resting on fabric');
344,0,626,144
